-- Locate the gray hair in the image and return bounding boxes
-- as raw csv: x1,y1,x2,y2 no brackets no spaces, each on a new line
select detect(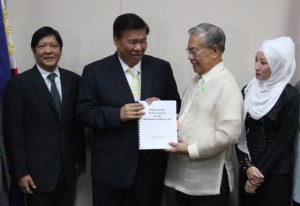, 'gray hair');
188,23,226,53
